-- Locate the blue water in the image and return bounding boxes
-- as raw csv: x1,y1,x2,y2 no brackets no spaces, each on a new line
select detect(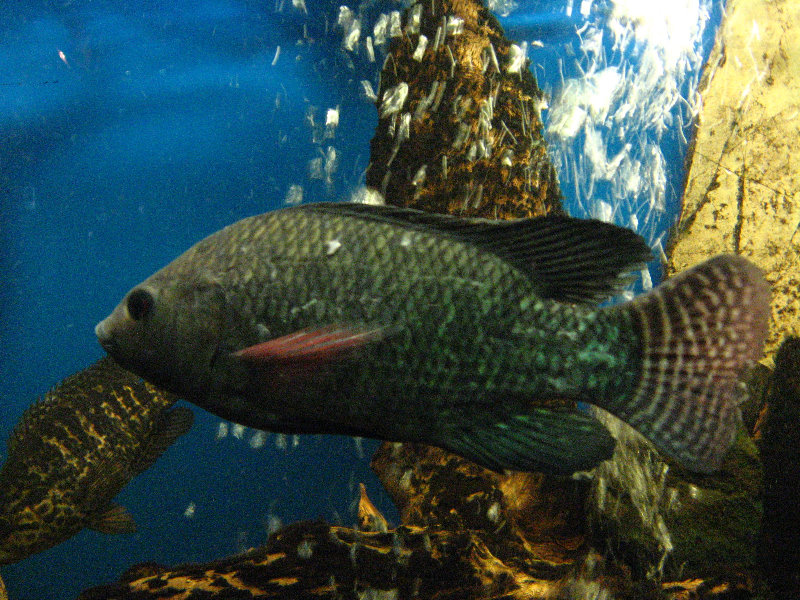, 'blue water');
0,0,719,597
